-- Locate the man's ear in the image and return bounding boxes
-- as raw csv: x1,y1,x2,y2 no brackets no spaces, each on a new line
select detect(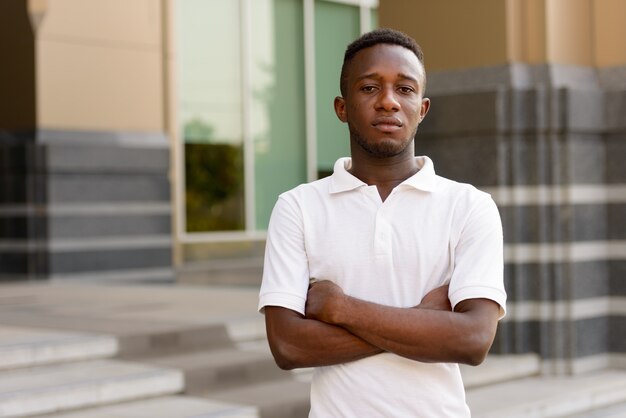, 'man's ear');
419,97,430,122
334,96,347,123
